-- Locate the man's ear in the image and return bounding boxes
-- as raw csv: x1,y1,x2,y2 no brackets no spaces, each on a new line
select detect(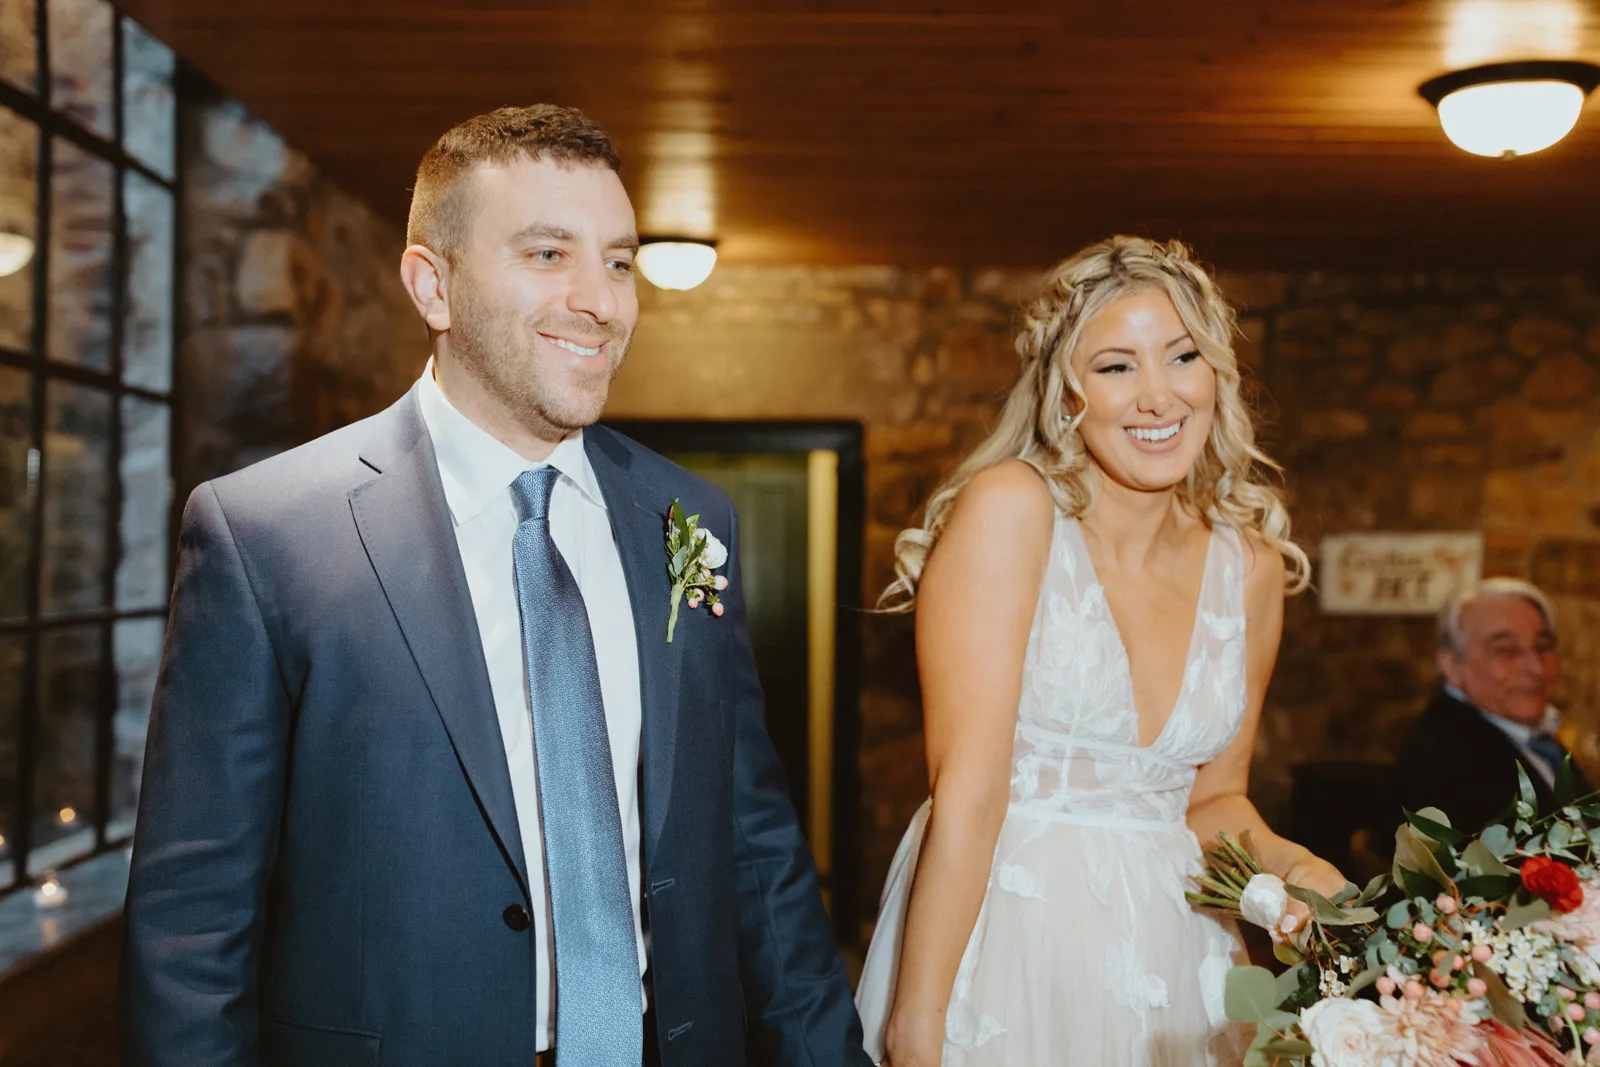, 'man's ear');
400,244,451,333
1437,648,1464,690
